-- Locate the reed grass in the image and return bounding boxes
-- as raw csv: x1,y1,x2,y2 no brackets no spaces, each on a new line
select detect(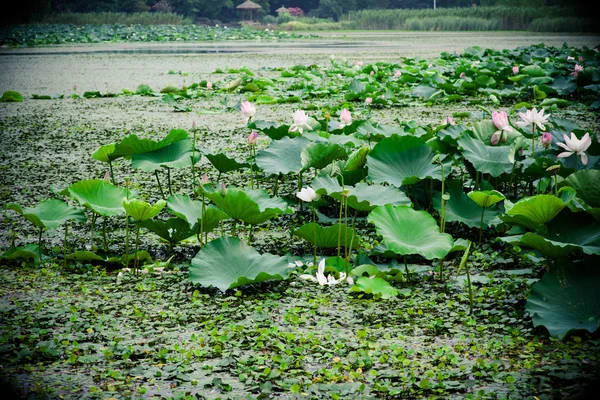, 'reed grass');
34,12,192,25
